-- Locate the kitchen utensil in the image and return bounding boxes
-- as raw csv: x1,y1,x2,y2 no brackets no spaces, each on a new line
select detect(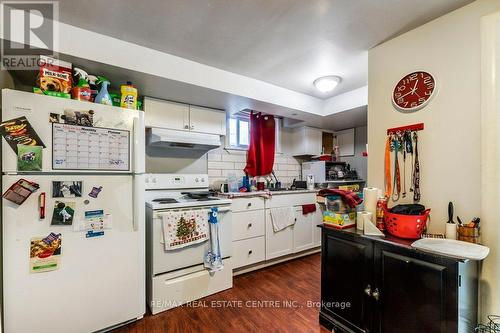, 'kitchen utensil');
447,202,454,223
181,191,214,199
445,202,457,240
